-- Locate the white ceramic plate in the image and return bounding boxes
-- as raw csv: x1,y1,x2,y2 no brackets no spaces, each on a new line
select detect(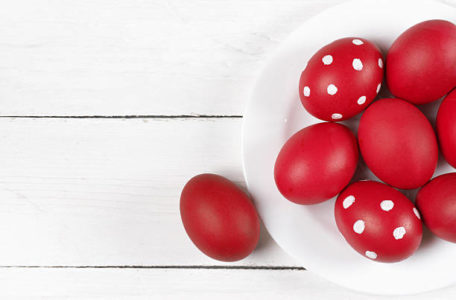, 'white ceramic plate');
242,0,456,295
